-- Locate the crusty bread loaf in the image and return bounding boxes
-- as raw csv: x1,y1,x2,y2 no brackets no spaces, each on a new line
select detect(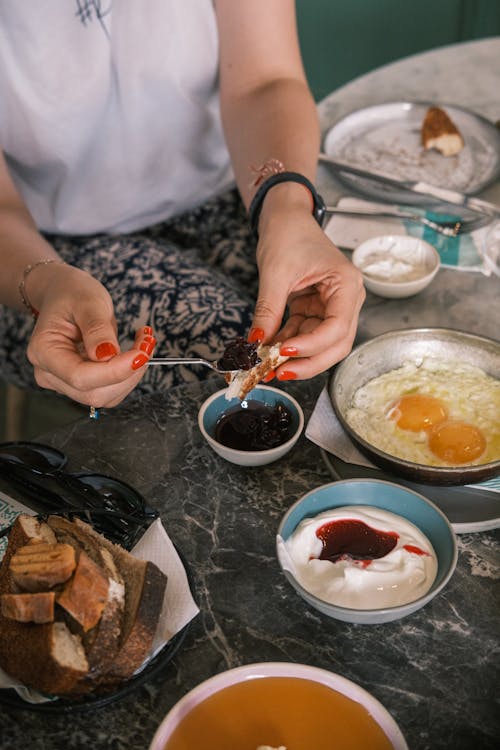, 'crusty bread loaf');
225,343,289,401
0,514,168,698
421,106,464,157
